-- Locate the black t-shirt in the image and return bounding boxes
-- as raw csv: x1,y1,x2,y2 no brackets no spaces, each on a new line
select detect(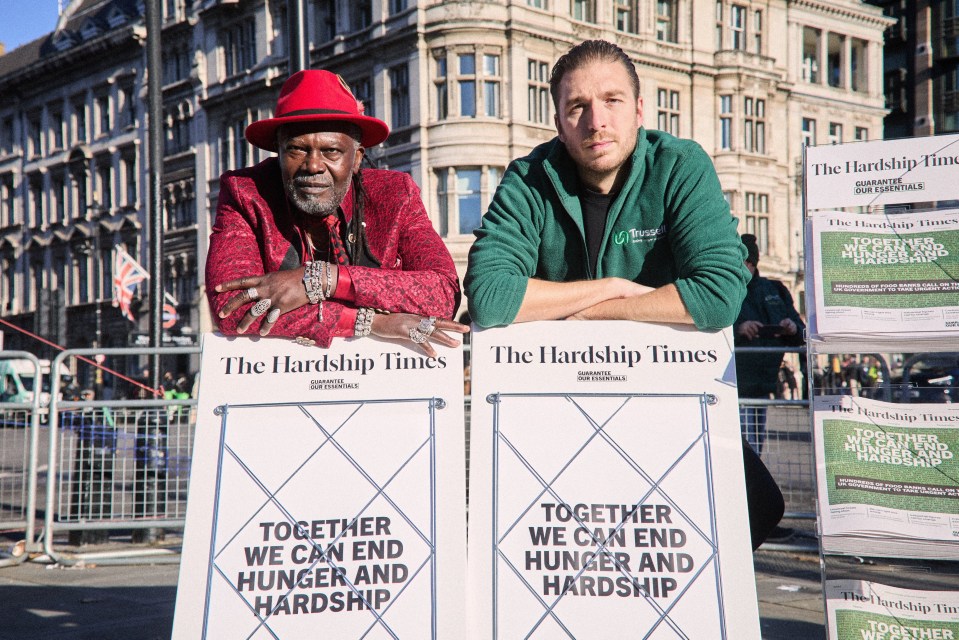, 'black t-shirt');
579,189,614,276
